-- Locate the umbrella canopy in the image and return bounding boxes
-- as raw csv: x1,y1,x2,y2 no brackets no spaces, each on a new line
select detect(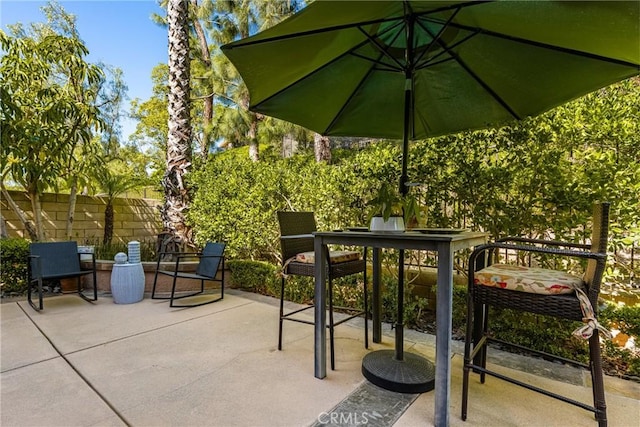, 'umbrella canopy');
222,0,639,142
222,0,639,194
